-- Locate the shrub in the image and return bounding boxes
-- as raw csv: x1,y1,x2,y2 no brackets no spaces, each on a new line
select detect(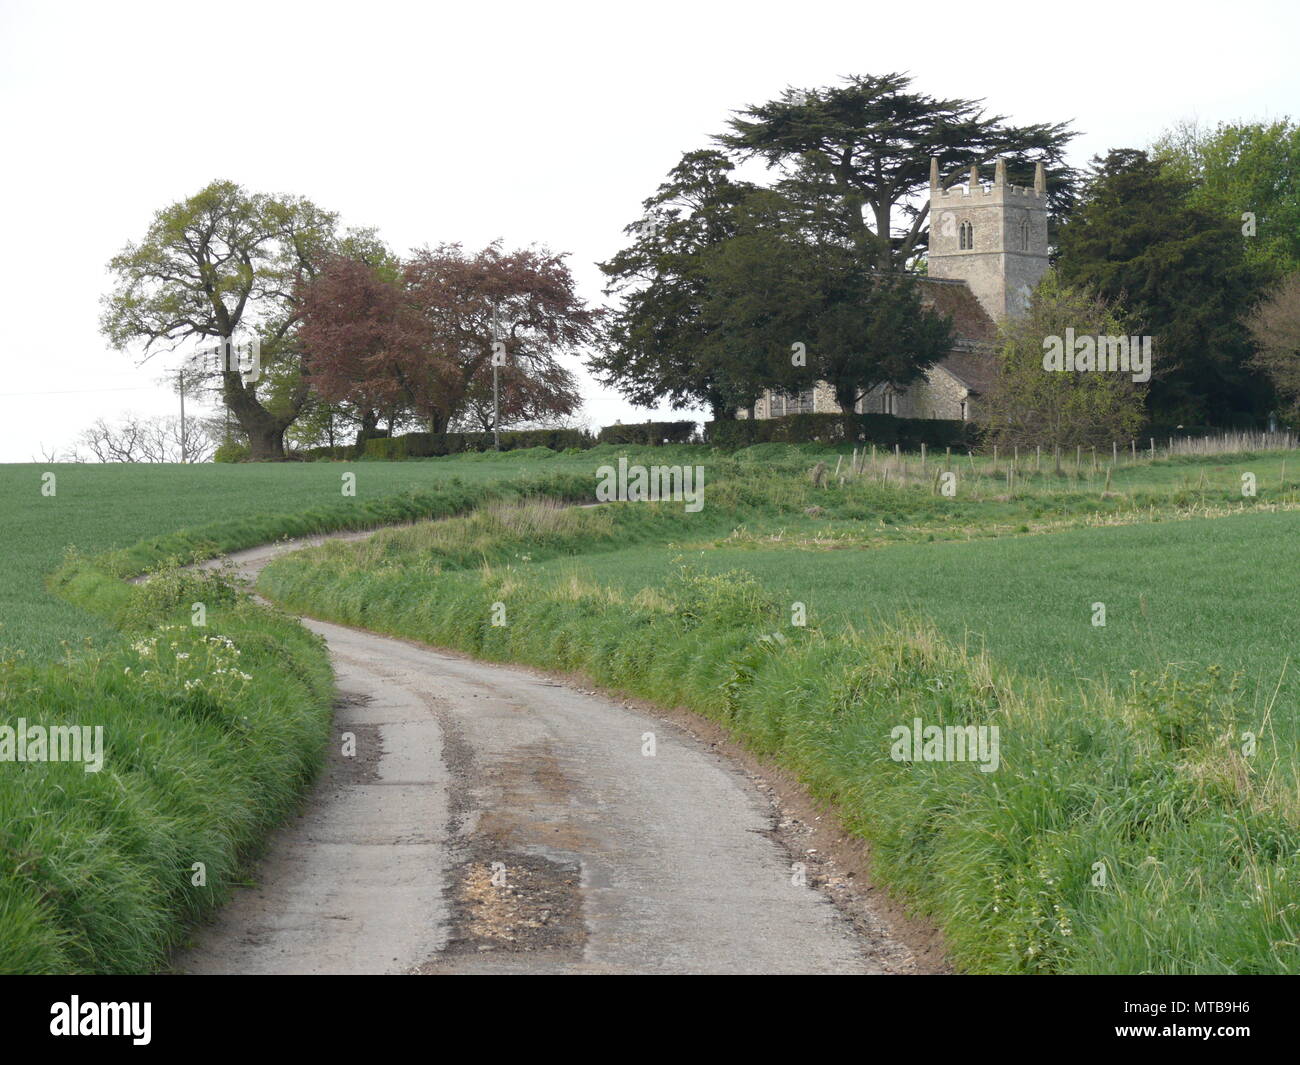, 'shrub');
363,437,408,460
597,421,699,446
364,428,593,459
293,444,359,461
213,441,251,463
